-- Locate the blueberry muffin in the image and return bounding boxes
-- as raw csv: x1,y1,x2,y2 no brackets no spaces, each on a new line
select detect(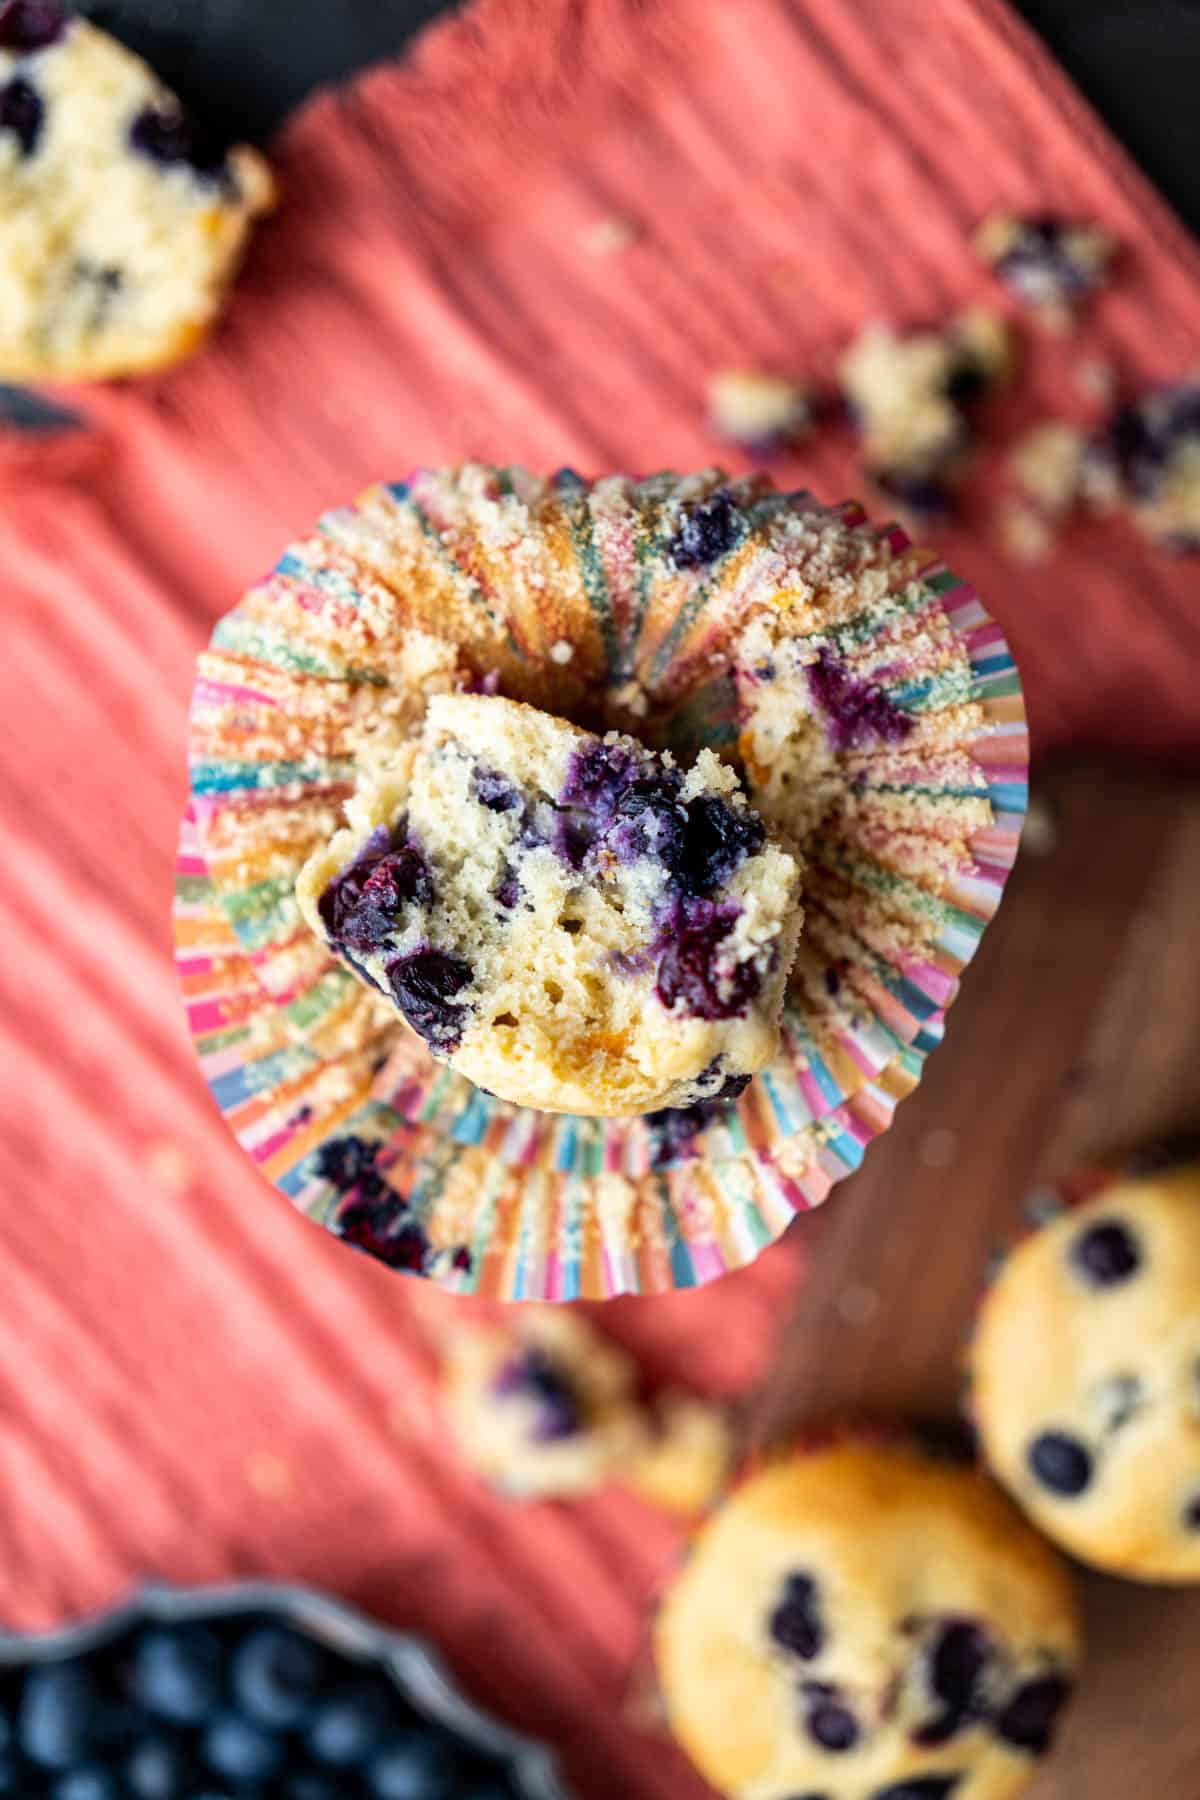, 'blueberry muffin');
442,1308,645,1500
970,1161,1200,1582
1085,379,1200,553
296,692,802,1116
0,1,273,381
839,312,1014,514
654,1438,1080,1800
975,214,1116,327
